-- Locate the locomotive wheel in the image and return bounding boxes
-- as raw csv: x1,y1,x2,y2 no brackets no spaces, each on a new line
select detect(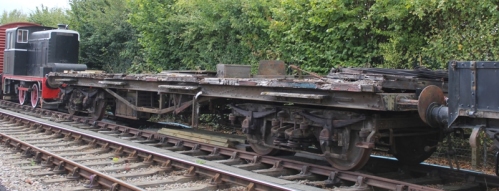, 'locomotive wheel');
323,130,372,171
392,133,438,165
31,84,40,108
18,89,28,105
